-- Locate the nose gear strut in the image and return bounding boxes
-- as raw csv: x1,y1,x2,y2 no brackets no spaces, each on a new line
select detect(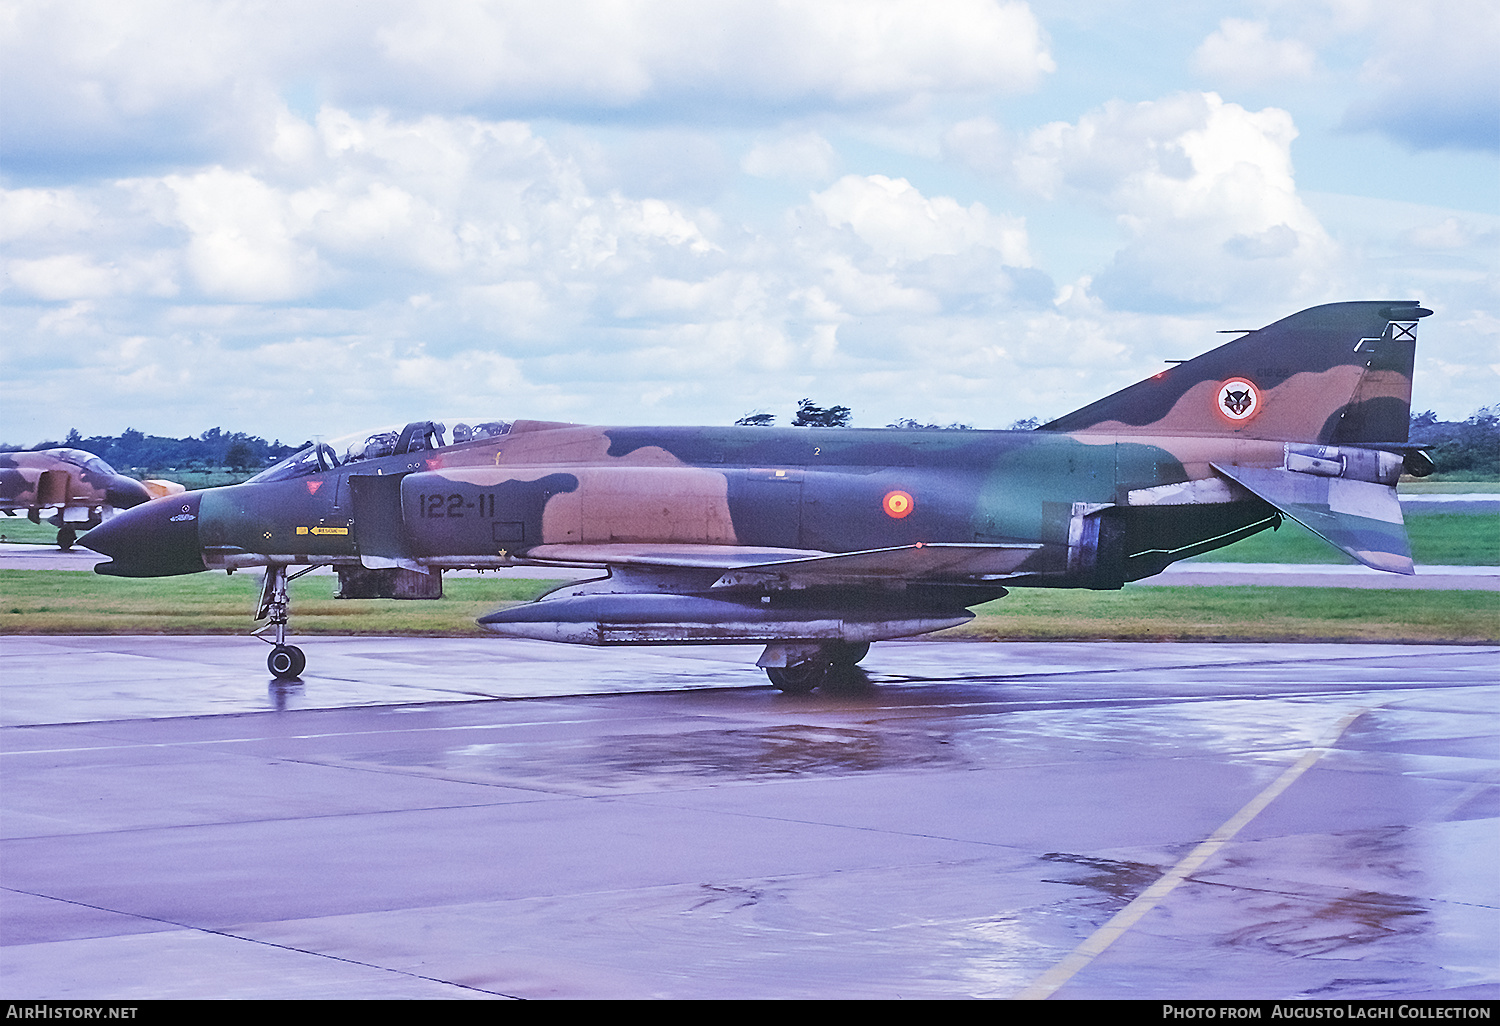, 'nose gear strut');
254,565,317,680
